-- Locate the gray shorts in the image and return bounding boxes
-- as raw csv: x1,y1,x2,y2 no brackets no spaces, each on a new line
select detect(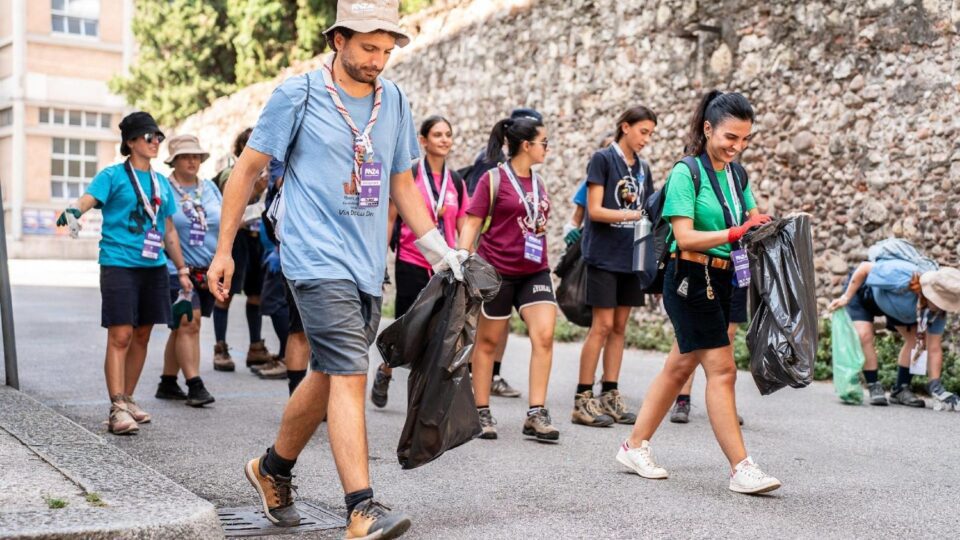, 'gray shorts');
287,278,382,375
